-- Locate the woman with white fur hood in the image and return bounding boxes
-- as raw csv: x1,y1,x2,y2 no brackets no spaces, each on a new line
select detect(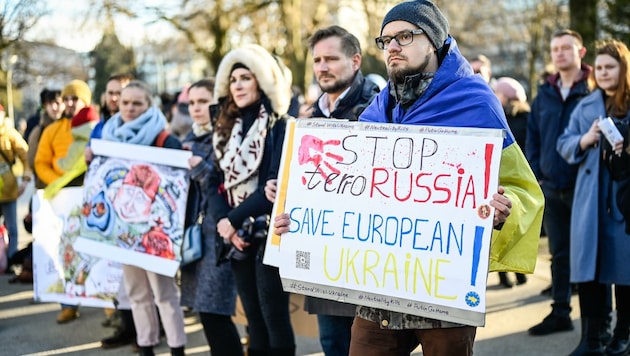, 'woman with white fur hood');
206,44,295,356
